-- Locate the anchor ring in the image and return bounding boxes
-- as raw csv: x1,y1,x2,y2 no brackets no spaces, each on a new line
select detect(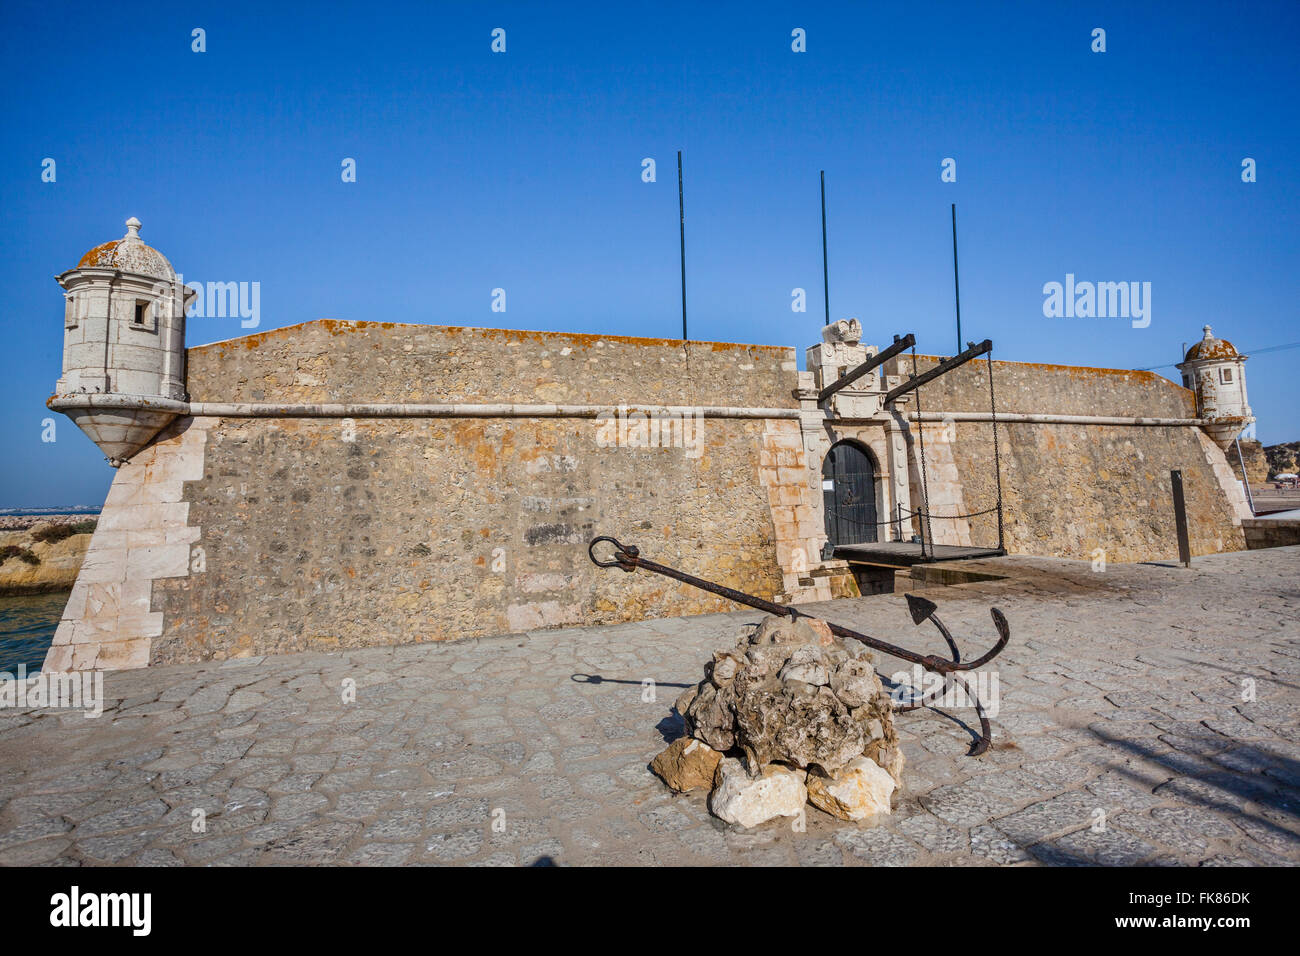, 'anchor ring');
588,535,638,571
